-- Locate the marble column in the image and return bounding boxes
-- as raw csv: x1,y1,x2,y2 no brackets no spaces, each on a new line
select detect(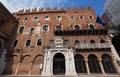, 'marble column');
85,59,90,75
99,59,106,75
